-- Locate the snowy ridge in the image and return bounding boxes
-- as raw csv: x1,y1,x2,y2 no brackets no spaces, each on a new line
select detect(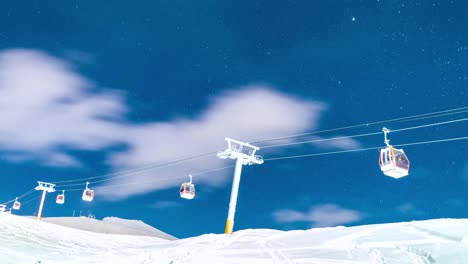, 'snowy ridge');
39,216,176,240
1,213,468,263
